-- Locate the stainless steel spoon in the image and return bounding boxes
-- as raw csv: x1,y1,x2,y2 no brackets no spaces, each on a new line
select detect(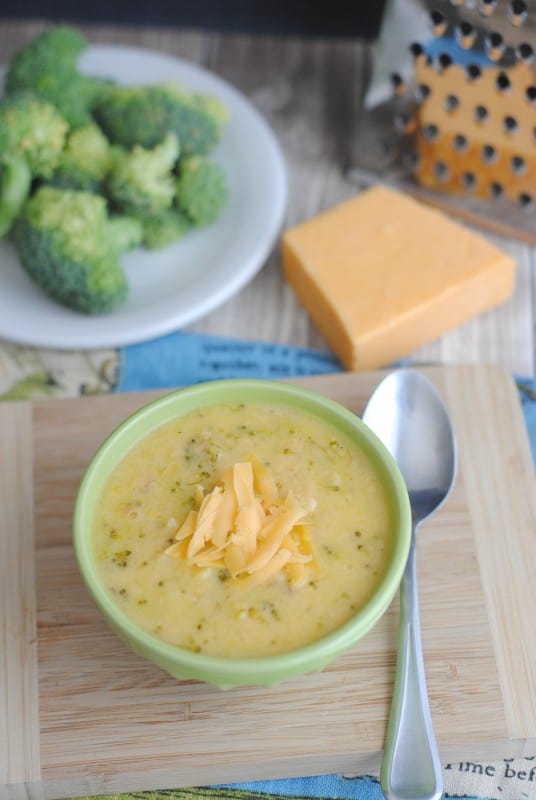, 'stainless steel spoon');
362,369,457,800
